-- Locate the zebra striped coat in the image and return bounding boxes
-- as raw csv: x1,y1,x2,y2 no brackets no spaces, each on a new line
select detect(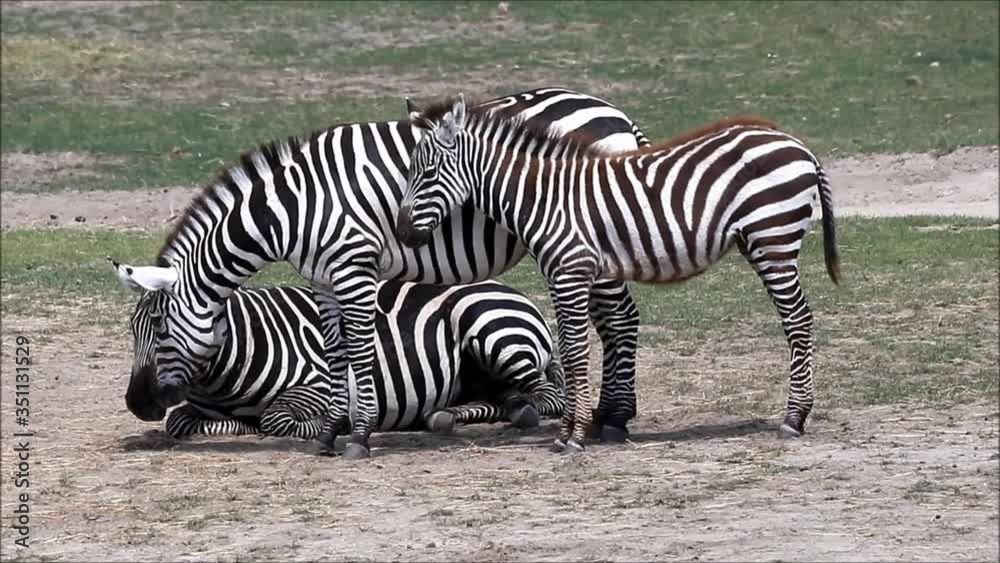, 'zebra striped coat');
111,87,649,459
396,95,841,452
124,280,564,440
